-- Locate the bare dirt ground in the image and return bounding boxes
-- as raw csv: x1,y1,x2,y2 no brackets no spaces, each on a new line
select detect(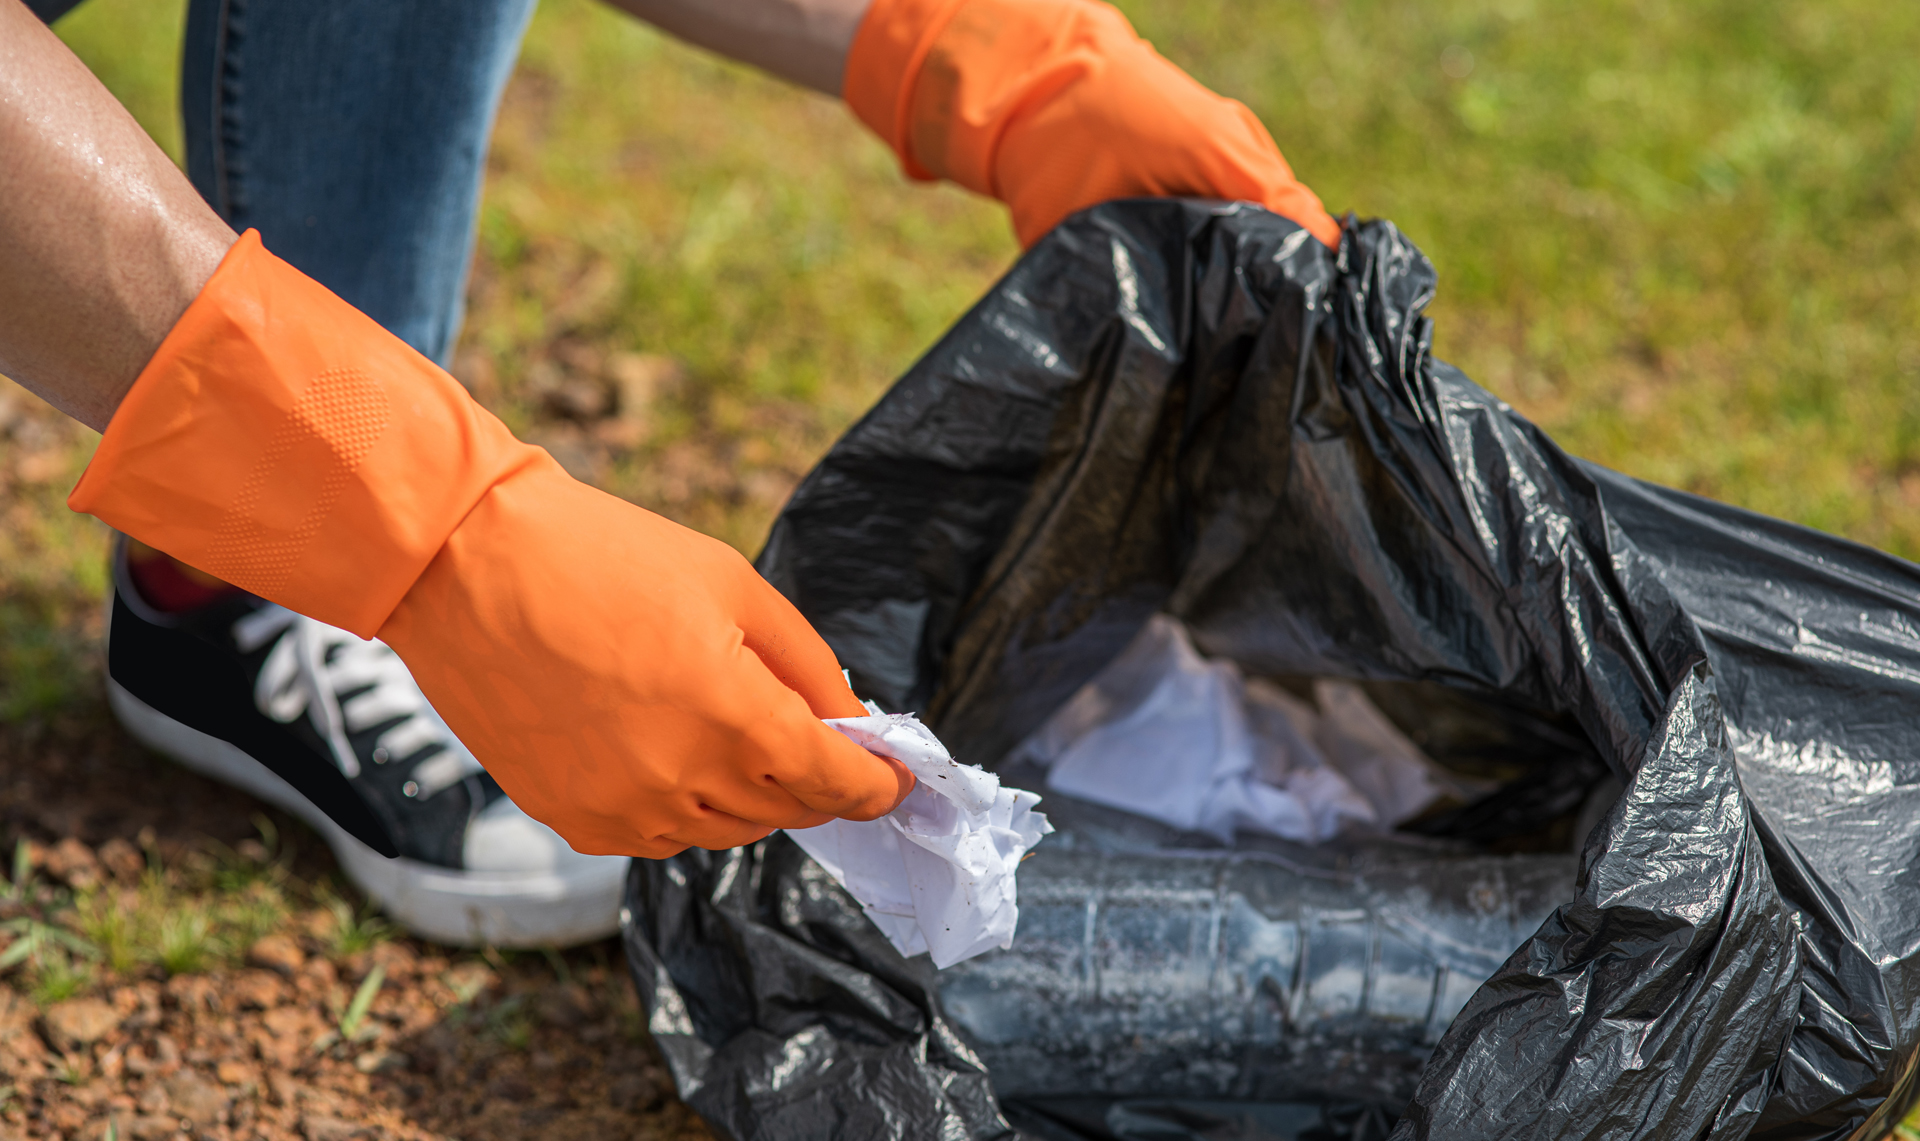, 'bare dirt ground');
0,710,713,1141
